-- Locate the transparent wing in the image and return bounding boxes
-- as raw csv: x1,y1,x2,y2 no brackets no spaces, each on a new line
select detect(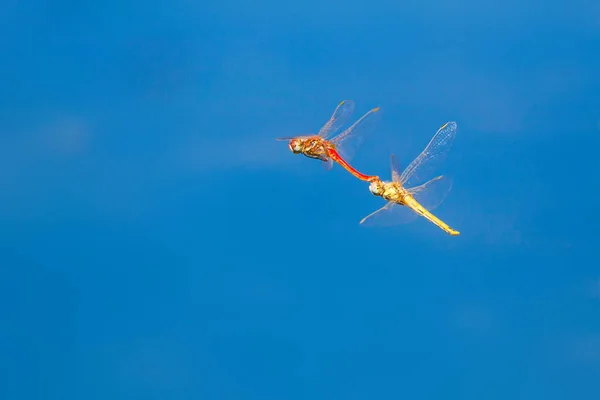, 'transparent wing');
406,175,453,212
329,106,382,162
390,154,402,183
275,134,313,141
322,158,334,171
399,121,457,188
359,201,418,227
318,100,355,139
